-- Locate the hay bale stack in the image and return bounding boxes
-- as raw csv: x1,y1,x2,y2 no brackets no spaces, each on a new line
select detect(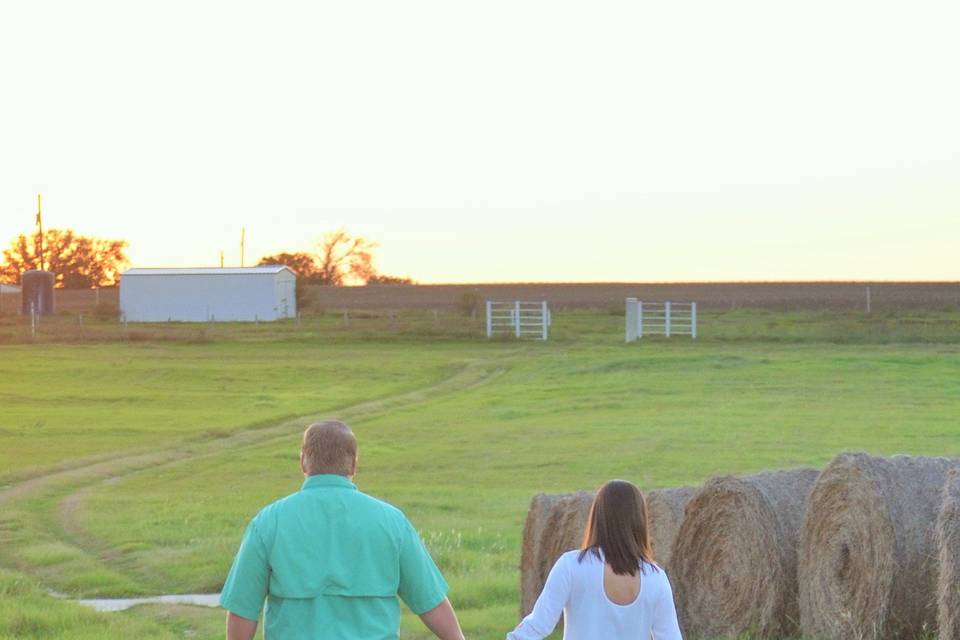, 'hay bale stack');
799,453,960,640
937,468,960,640
671,468,819,639
519,486,694,618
